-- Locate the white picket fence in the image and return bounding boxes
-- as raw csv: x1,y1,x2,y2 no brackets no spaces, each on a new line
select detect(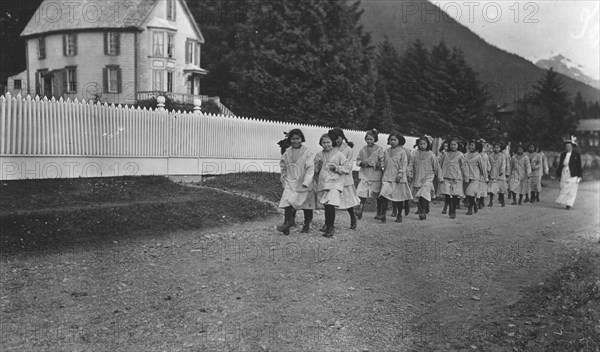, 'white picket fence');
0,93,417,180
